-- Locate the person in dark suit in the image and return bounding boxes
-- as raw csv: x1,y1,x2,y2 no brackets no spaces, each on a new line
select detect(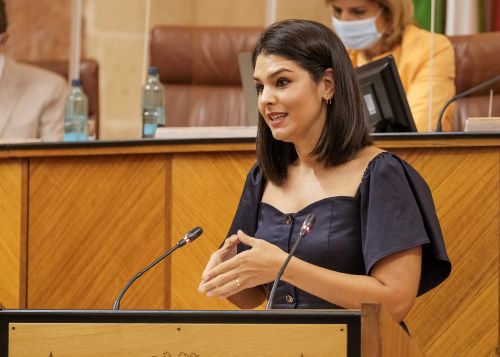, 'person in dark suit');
198,19,450,323
0,0,67,141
